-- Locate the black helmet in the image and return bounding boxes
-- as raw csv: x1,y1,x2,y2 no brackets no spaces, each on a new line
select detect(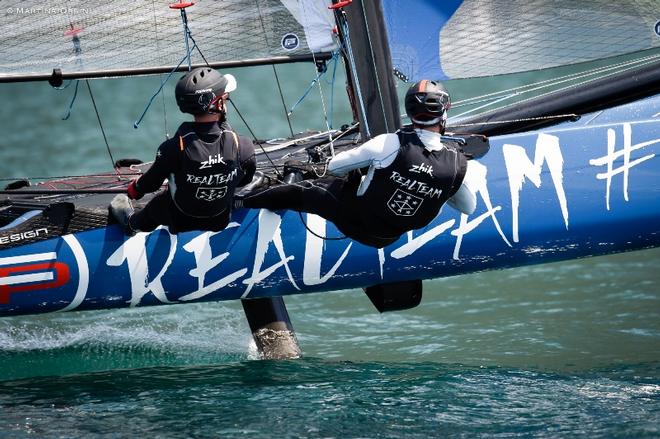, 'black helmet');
404,80,450,127
175,67,237,115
